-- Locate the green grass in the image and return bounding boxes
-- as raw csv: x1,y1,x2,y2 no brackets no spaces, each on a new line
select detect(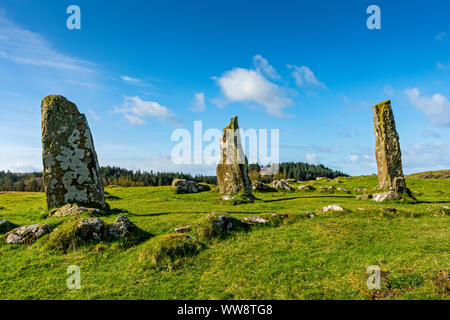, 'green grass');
0,175,449,300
